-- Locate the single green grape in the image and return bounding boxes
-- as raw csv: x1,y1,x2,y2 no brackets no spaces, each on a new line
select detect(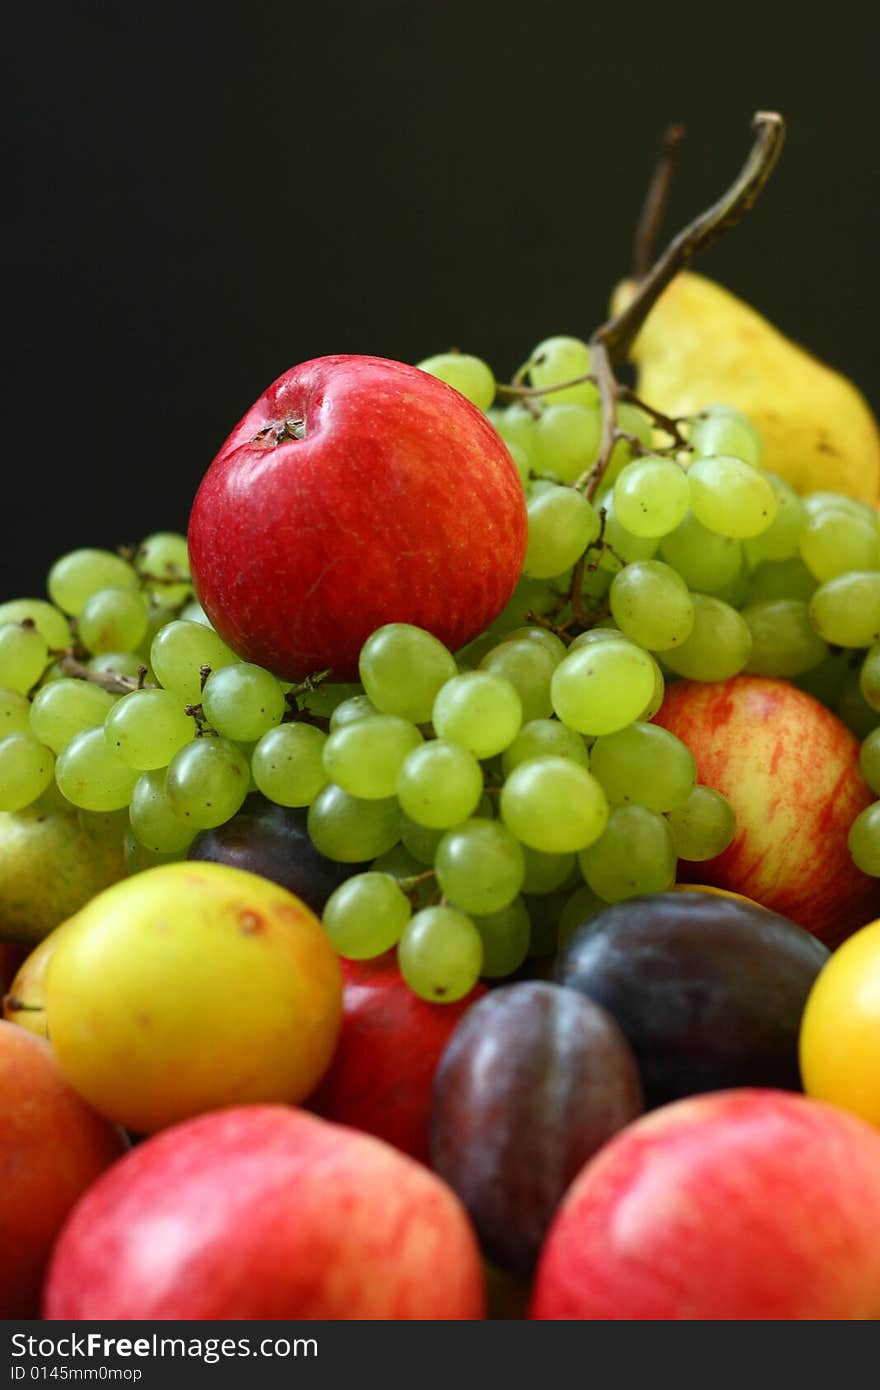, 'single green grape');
660,594,752,682
609,560,695,651
659,512,743,593
55,726,139,812
0,622,49,694
322,872,412,958
613,456,690,538
164,736,250,828
135,532,192,609
809,573,880,647
329,694,380,730
501,717,589,776
687,455,778,538
848,802,880,876
578,804,677,901
478,639,557,722
0,732,55,811
359,624,457,723
434,817,525,914
0,599,70,650
742,600,829,678
667,785,737,861
30,678,118,754
589,722,696,812
500,756,609,853
104,687,195,770
251,722,328,807
201,663,286,742
688,404,762,467
78,587,149,655
322,714,423,799
150,620,240,703
396,738,483,829
307,783,401,862
498,625,568,662
550,640,656,736
858,728,880,795
743,474,807,565
534,403,601,483
416,352,495,410
526,336,597,409
397,905,483,1002
432,671,522,758
523,485,600,579
594,490,660,571
129,768,198,853
0,687,32,737
799,507,879,581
